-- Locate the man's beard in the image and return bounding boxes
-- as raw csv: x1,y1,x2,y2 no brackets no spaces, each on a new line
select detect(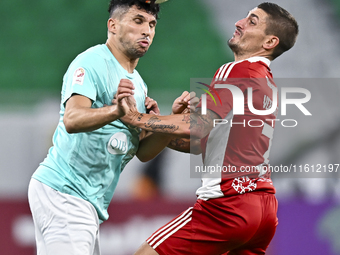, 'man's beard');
120,38,148,59
126,45,148,58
